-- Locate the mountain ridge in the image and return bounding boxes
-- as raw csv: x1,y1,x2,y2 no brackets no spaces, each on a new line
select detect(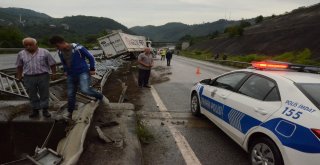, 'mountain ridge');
187,3,320,56
130,19,239,42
